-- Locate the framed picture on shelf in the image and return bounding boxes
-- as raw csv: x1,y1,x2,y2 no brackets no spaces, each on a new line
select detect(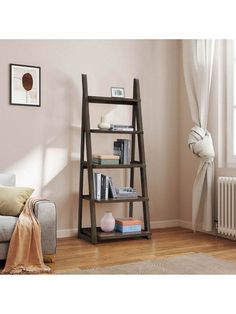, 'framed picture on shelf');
10,64,41,107
111,87,125,98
